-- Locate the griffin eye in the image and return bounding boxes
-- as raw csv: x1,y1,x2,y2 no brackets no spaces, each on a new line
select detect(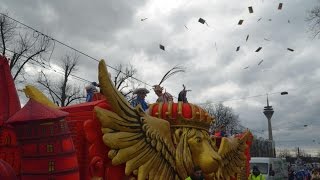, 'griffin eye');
195,137,202,143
